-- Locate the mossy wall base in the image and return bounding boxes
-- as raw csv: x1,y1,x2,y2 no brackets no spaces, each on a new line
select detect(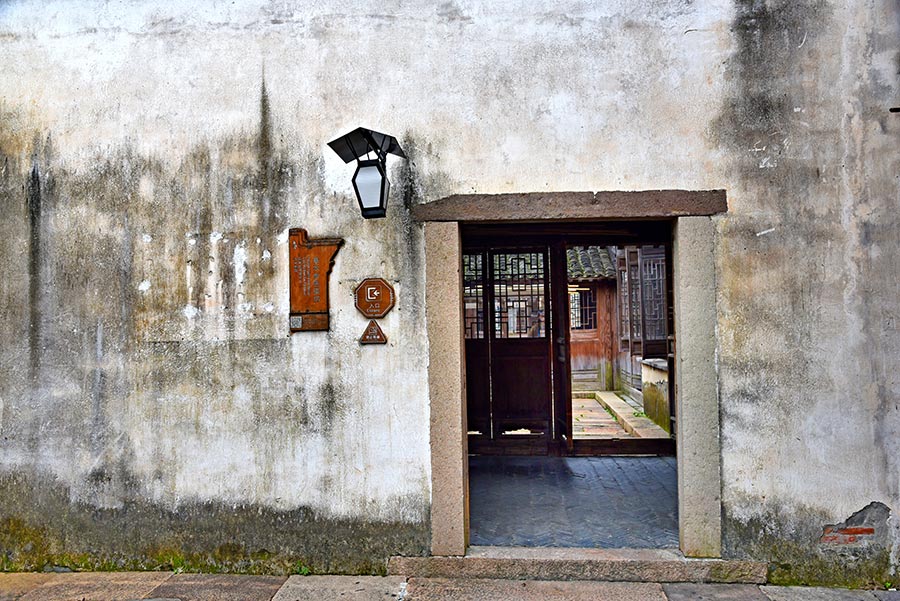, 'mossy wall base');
724,502,893,589
0,473,428,575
